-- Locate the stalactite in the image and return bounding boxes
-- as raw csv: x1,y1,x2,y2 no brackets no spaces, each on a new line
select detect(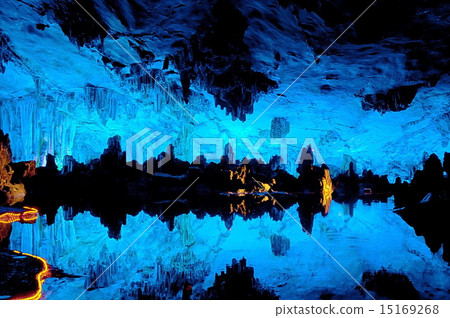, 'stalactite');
124,251,210,300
